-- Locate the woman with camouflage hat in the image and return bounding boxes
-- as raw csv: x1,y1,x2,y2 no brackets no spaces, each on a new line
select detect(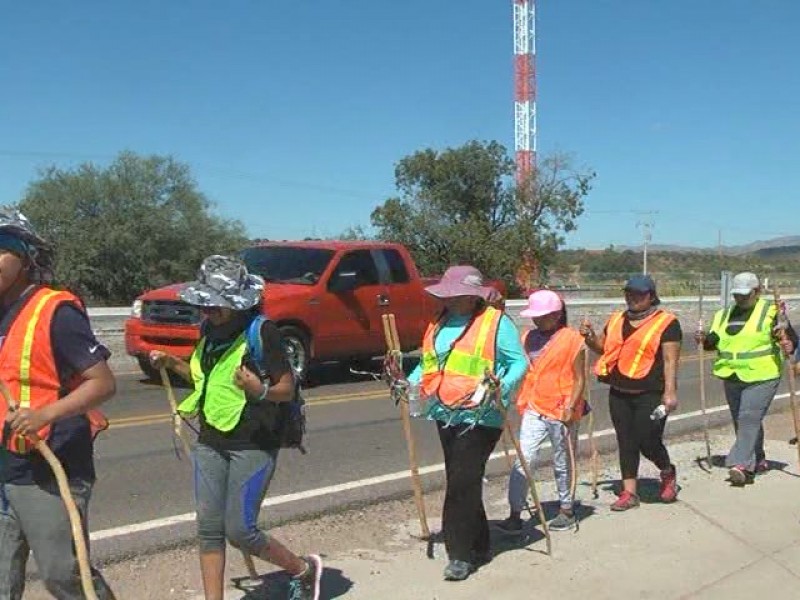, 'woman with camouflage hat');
0,208,117,599
151,255,322,600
